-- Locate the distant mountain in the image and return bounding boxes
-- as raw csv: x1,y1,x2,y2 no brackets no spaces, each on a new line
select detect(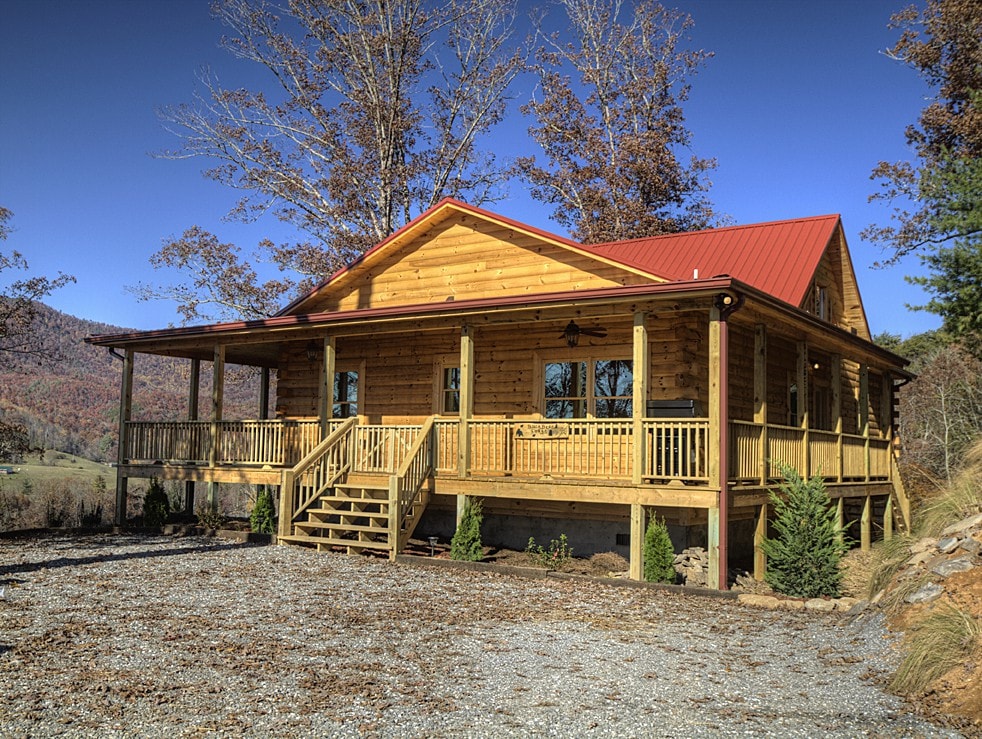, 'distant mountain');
0,303,259,461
